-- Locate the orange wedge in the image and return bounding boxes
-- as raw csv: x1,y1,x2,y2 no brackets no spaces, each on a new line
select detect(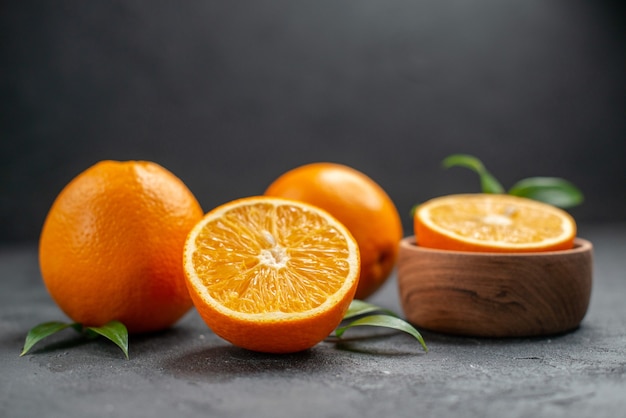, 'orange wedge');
414,194,576,253
183,196,360,353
